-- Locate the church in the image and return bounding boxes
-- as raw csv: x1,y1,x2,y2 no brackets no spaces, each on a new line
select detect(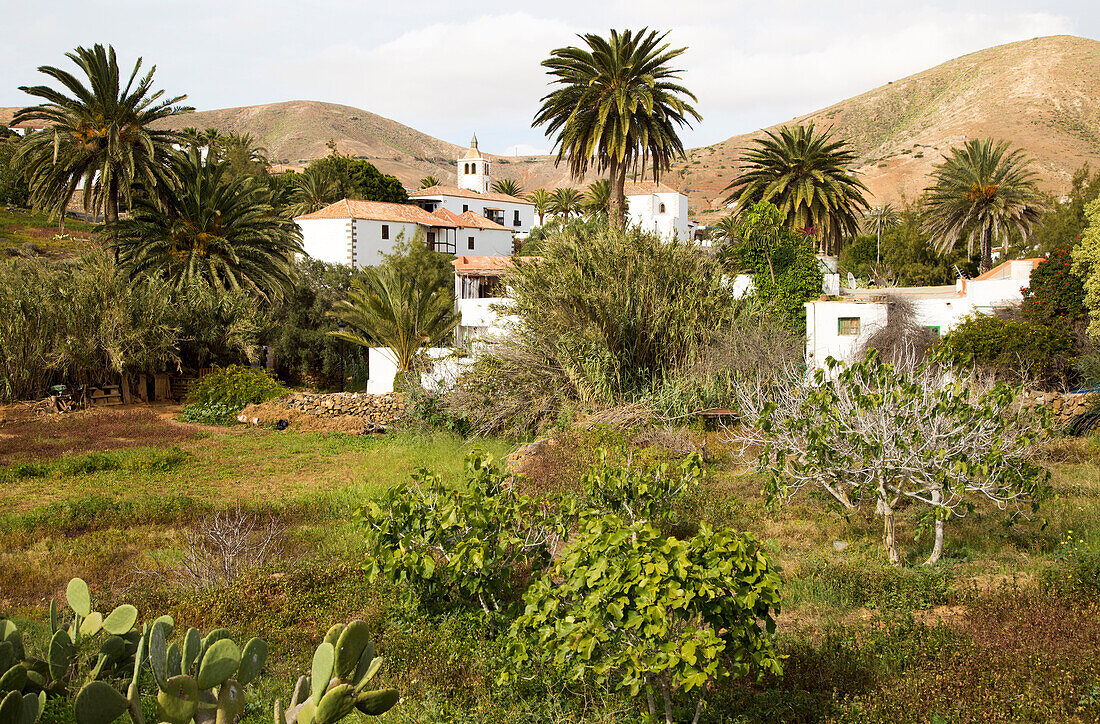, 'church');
409,135,536,236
